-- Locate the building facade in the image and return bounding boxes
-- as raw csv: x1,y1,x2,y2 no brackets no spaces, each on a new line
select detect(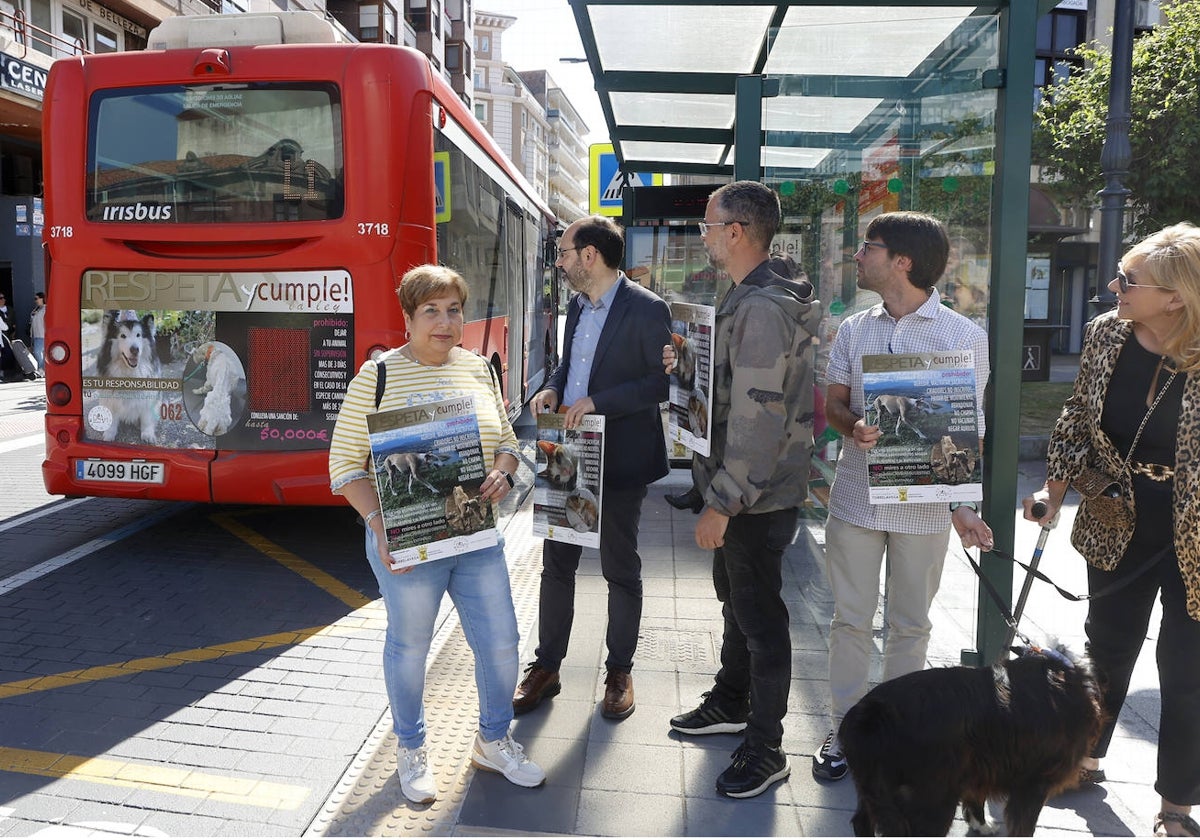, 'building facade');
518,69,588,224
471,10,549,204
